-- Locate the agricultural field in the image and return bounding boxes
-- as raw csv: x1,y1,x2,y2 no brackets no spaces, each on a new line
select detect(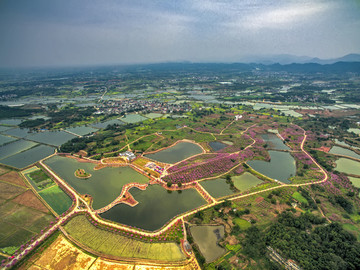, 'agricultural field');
38,185,73,215
0,170,55,256
64,215,186,262
25,168,55,190
17,234,198,270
